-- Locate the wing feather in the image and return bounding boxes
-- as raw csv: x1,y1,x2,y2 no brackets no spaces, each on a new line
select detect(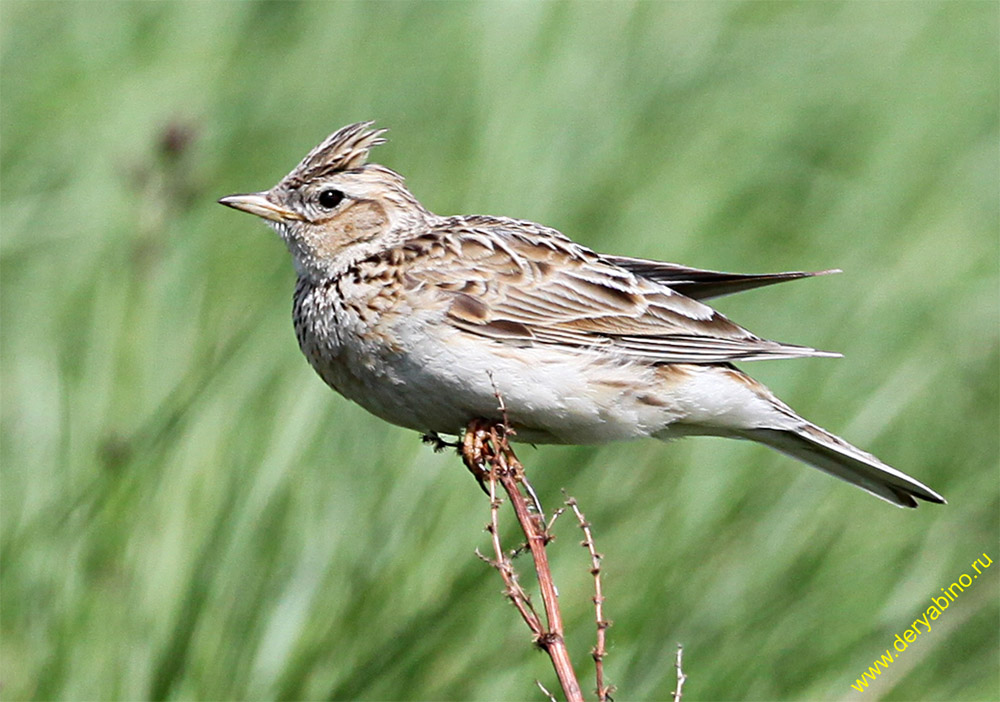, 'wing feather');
602,254,840,300
401,217,838,364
